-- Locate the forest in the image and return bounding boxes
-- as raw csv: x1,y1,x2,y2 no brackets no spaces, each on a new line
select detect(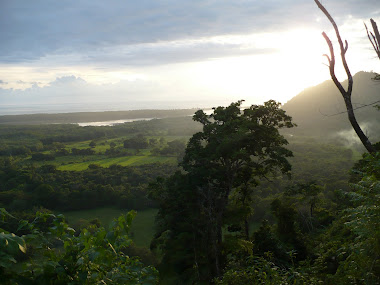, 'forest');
0,84,379,284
